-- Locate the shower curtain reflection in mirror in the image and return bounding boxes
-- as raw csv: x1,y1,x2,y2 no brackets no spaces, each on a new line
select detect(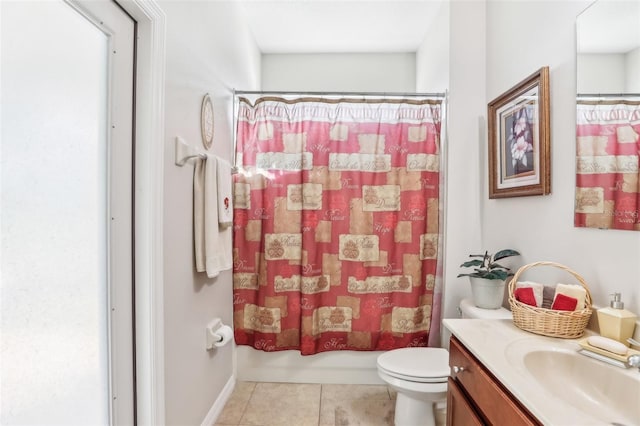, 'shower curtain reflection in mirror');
232,96,444,355
575,100,640,231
